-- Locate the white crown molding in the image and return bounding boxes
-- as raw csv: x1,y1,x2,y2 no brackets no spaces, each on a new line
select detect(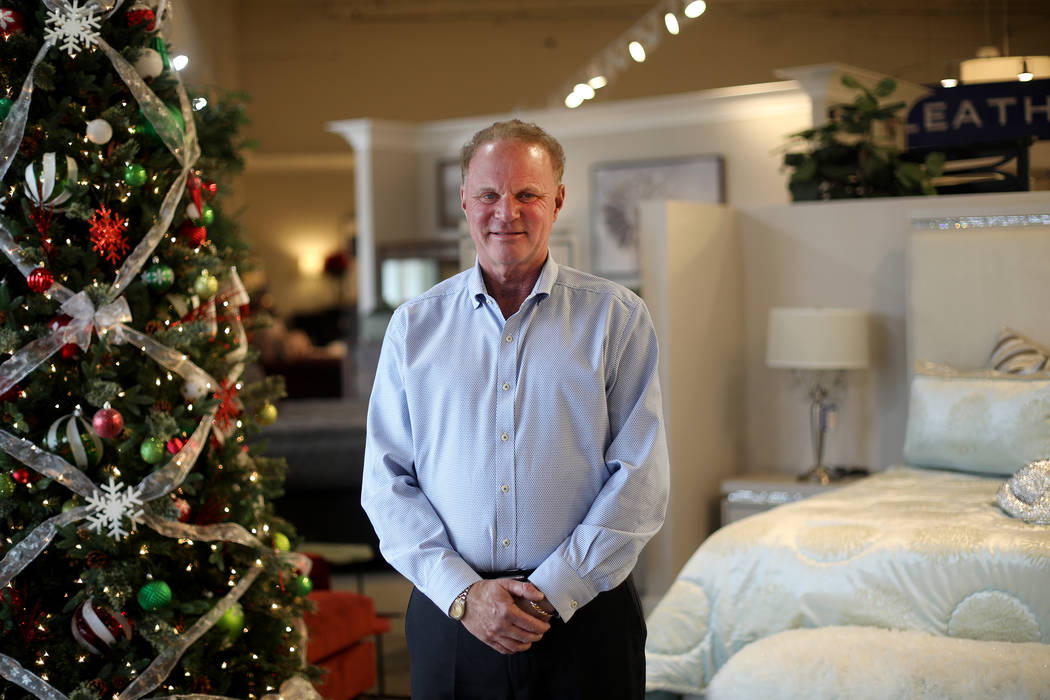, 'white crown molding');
413,80,810,153
326,118,422,153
